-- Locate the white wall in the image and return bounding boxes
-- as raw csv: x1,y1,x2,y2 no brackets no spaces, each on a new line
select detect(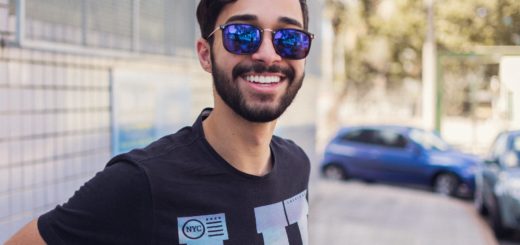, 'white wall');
500,56,520,129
